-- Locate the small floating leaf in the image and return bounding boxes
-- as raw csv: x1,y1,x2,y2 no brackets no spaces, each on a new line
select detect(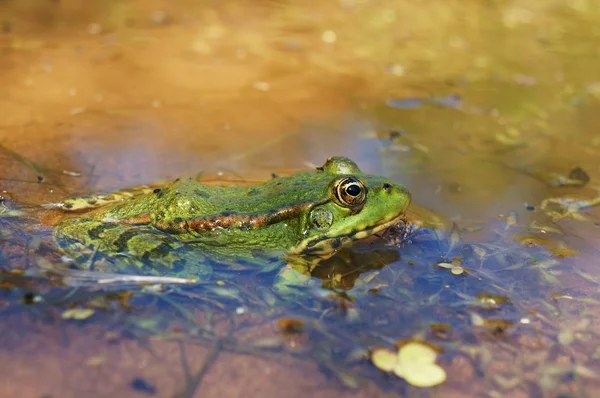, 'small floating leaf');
62,308,95,320
370,347,397,372
397,342,437,364
549,246,577,258
277,318,305,334
395,342,446,387
430,323,452,339
504,211,518,231
476,292,511,306
85,353,107,367
372,342,446,387
450,265,465,275
395,361,447,388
